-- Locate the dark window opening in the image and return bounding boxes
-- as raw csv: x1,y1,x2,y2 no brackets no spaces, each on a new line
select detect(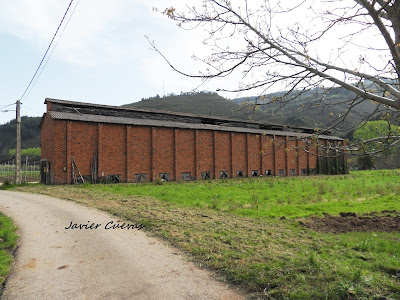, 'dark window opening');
201,172,210,180
236,170,244,178
251,170,258,177
106,174,121,183
290,169,296,176
159,173,170,182
265,170,272,176
278,169,285,176
181,172,192,181
301,168,307,175
220,171,228,179
310,168,317,174
135,173,147,183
